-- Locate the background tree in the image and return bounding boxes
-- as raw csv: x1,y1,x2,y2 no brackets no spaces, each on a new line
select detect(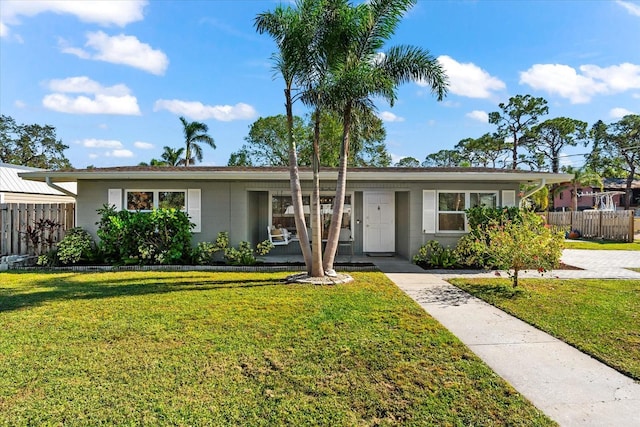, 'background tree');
596,114,640,209
179,116,215,167
395,156,420,167
228,112,391,167
529,117,588,209
530,117,588,173
230,115,308,167
0,115,71,169
422,149,463,167
488,95,548,170
161,146,186,166
455,133,508,168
